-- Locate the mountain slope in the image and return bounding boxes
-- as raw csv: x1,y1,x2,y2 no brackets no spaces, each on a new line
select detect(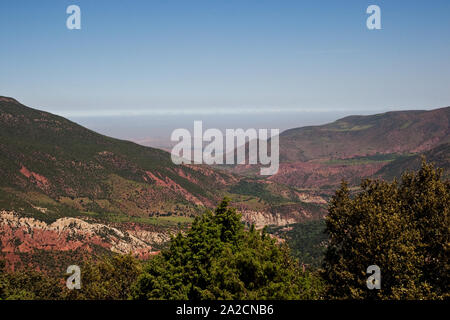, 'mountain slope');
0,96,236,270
0,96,239,221
268,107,450,189
279,107,450,162
224,107,450,190
377,142,450,180
0,97,326,271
